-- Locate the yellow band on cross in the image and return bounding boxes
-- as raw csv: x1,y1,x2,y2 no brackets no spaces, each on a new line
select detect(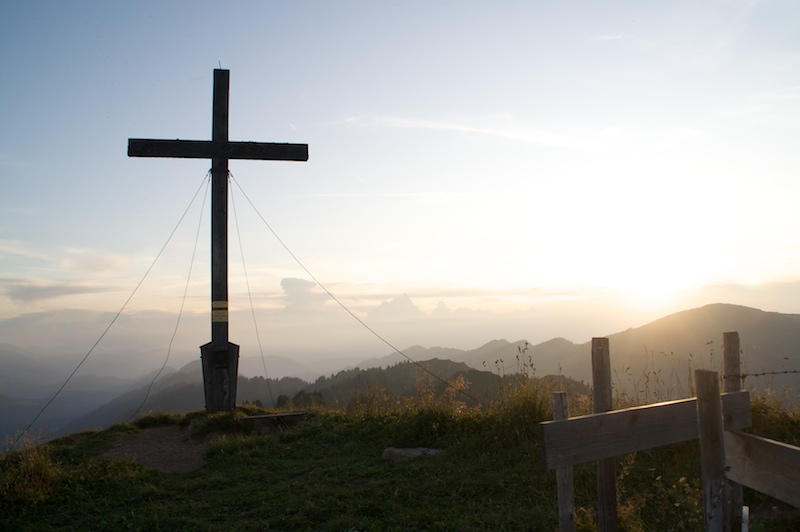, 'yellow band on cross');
211,301,228,322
